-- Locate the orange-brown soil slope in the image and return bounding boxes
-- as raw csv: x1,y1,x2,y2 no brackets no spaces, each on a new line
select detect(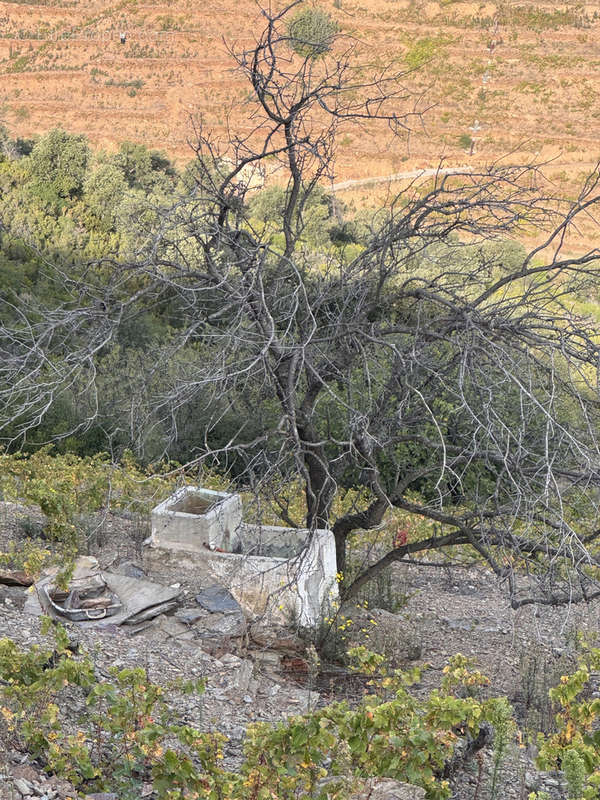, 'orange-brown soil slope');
0,0,599,183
